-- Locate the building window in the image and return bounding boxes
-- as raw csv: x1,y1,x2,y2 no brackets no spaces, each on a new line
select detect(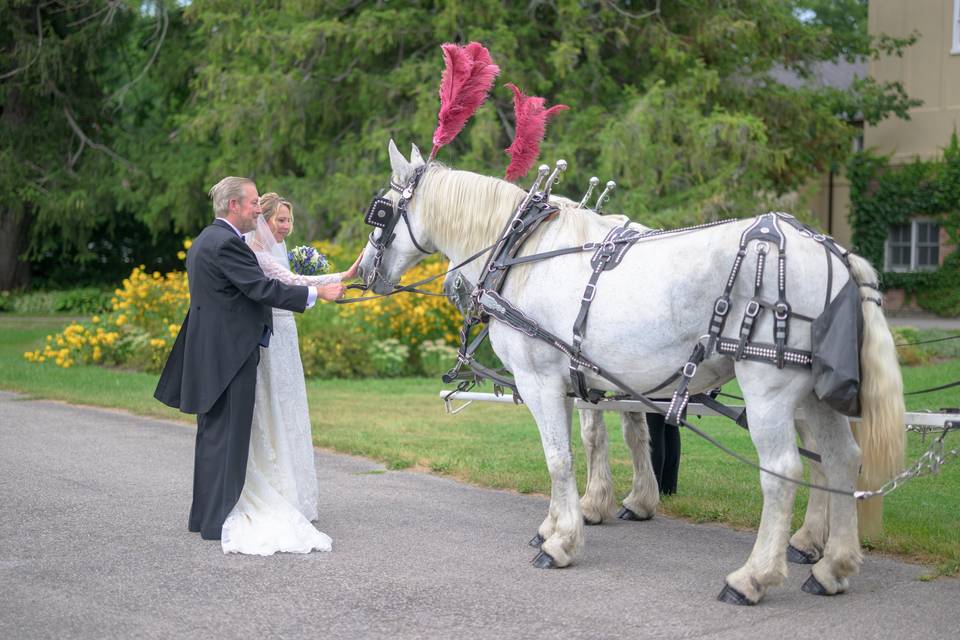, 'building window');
852,131,864,153
954,0,960,55
886,220,940,271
